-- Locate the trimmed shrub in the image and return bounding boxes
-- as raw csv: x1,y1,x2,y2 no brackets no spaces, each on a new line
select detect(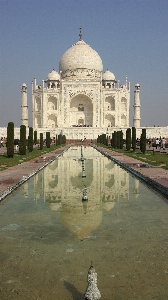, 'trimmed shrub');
40,133,43,150
19,125,26,155
28,127,33,152
34,130,37,145
46,132,50,148
132,127,136,151
7,122,14,158
140,129,146,154
113,131,117,148
120,130,123,149
126,128,131,151
117,131,120,148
